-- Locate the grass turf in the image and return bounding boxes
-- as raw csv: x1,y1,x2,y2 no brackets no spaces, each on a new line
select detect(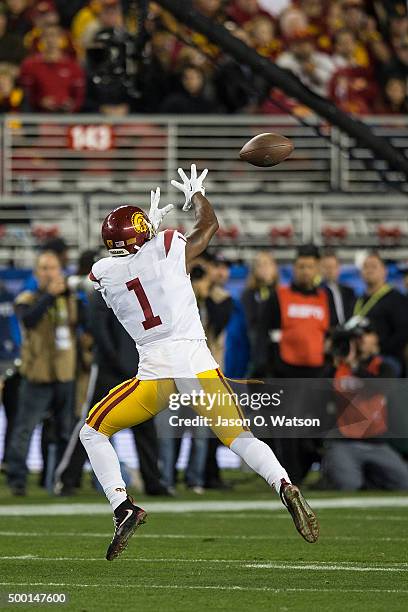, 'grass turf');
0,473,407,611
